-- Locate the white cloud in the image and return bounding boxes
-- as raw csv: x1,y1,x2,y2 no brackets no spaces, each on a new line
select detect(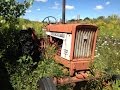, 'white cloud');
26,10,32,13
35,0,48,2
72,16,76,19
94,2,110,11
55,2,59,6
65,5,75,10
52,2,60,9
37,8,41,11
30,6,32,8
95,5,104,10
106,1,110,5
